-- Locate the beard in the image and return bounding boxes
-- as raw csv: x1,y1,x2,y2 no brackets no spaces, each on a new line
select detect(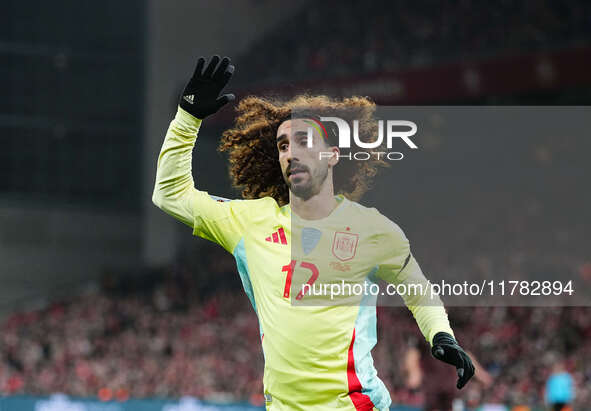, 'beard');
284,163,329,201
